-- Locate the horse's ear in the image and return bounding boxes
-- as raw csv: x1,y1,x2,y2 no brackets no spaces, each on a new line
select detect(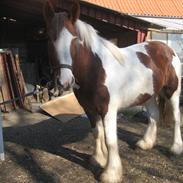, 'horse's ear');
43,0,55,24
69,0,80,24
